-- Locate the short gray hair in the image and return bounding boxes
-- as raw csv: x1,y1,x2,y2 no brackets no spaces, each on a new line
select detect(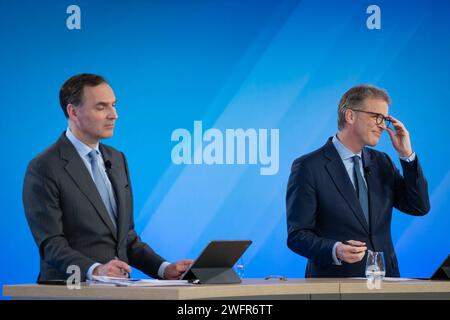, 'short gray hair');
337,85,391,130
